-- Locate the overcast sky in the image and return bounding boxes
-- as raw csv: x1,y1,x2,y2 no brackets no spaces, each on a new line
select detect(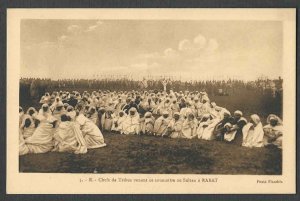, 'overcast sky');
21,19,283,81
